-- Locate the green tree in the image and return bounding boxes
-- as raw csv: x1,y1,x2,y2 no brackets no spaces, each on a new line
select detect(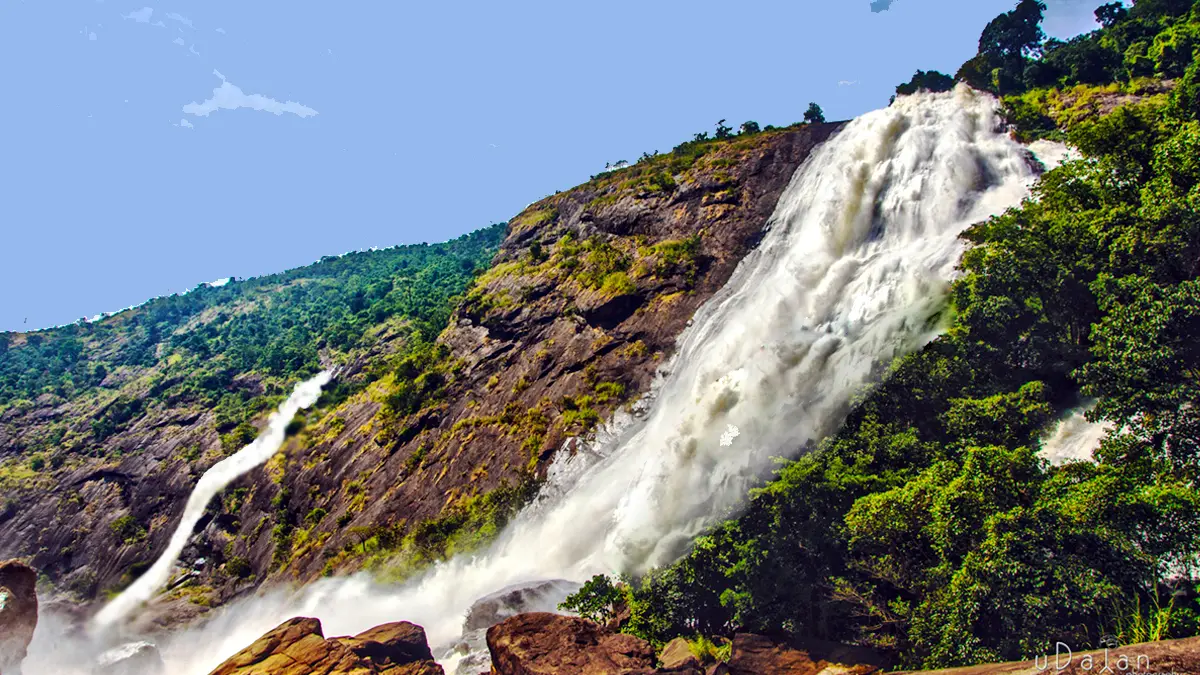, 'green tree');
560,574,626,624
895,70,955,96
739,120,761,135
1095,2,1127,28
803,102,826,124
